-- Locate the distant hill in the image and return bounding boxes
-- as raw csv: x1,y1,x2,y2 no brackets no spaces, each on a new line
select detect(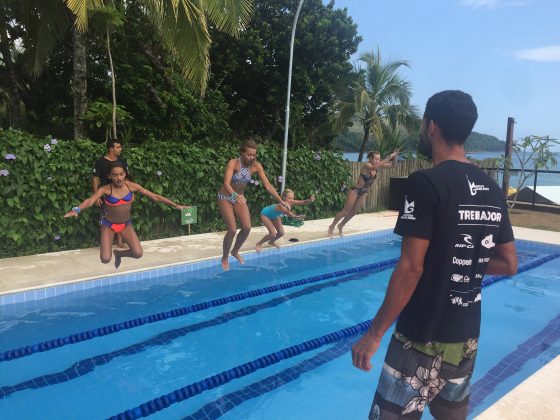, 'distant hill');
334,129,505,153
465,132,505,152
